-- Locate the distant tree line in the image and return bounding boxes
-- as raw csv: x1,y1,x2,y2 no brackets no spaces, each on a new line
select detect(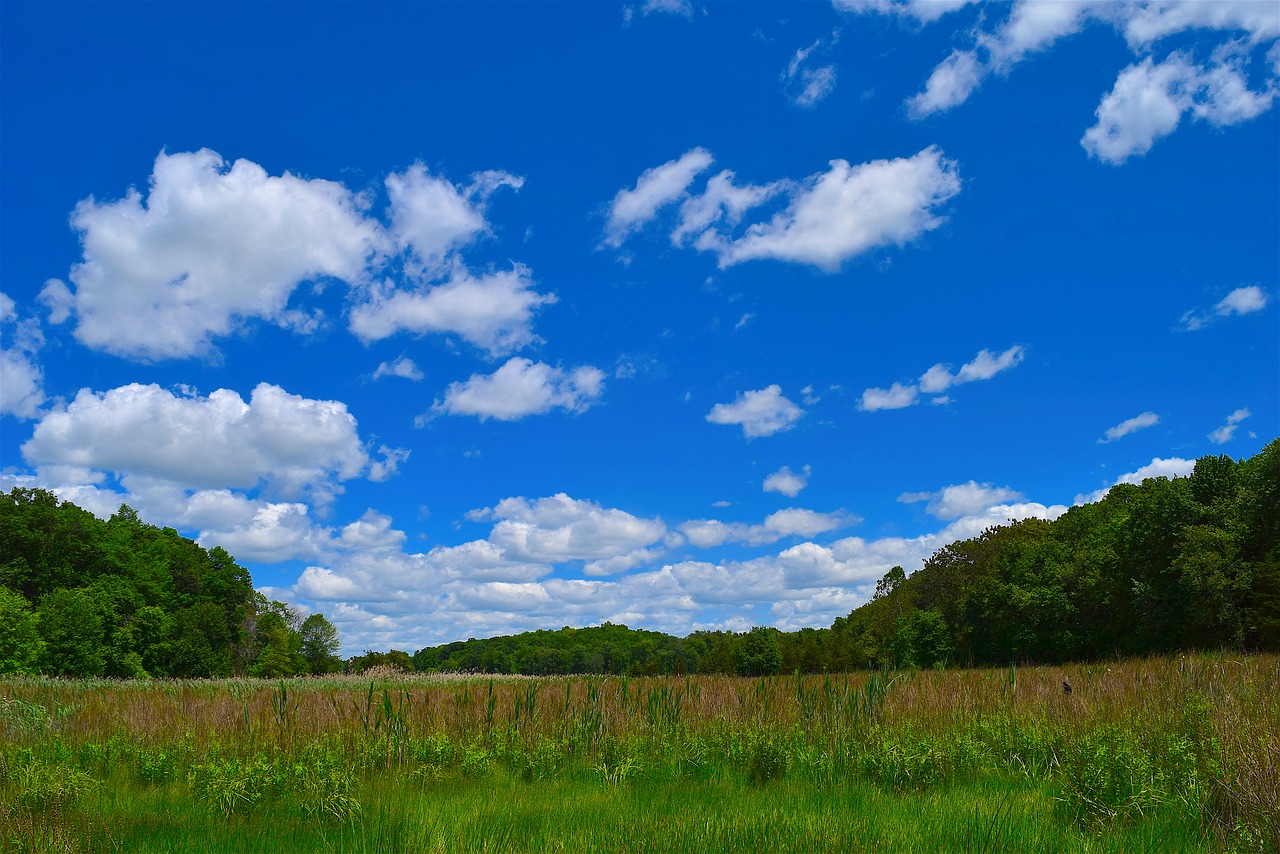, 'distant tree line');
408,441,1279,675
0,489,341,678
2,440,1276,678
